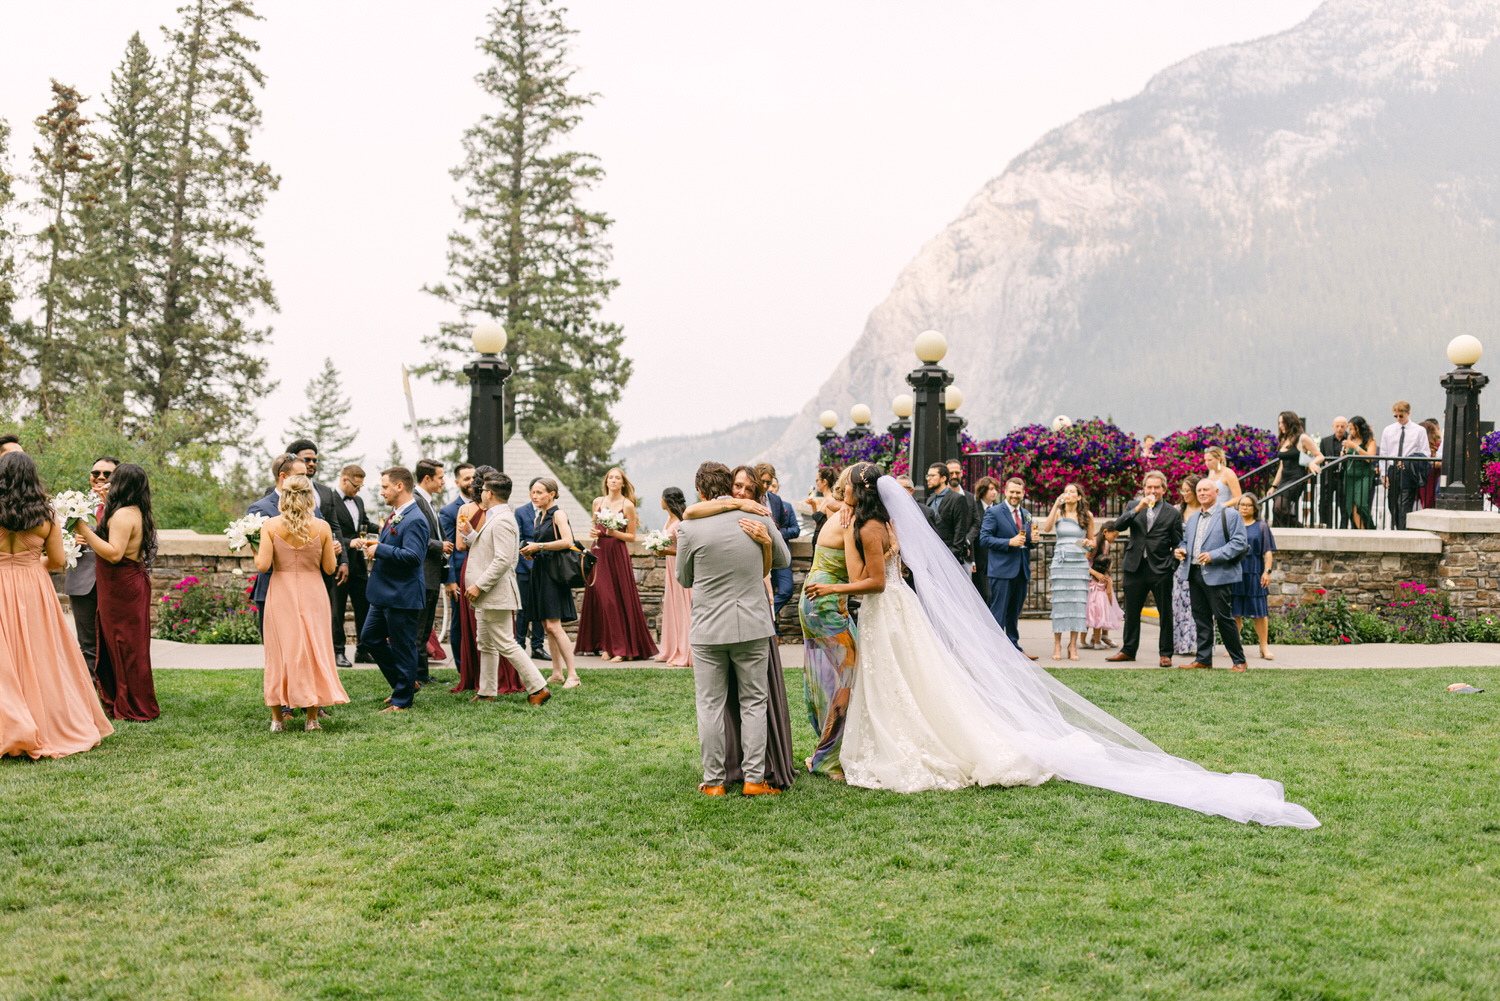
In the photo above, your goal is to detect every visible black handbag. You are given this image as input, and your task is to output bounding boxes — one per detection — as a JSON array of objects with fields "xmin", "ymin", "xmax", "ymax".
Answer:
[{"xmin": 549, "ymin": 545, "xmax": 592, "ymax": 589}]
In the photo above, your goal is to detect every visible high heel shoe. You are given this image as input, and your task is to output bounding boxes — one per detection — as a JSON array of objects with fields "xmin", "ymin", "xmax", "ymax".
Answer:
[
  {"xmin": 305, "ymin": 719, "xmax": 322, "ymax": 731},
  {"xmin": 563, "ymin": 675, "xmax": 582, "ymax": 689},
  {"xmin": 270, "ymin": 719, "xmax": 285, "ymax": 732}
]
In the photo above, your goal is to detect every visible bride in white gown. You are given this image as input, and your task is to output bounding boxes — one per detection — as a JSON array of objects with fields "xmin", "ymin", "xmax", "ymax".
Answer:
[{"xmin": 809, "ymin": 463, "xmax": 1318, "ymax": 828}]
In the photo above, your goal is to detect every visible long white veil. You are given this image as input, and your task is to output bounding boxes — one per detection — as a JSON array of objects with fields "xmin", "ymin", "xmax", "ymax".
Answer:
[{"xmin": 877, "ymin": 476, "xmax": 1319, "ymax": 828}]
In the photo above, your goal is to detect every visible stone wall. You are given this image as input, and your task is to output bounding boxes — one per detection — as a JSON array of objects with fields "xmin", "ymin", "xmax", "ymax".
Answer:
[{"xmin": 1263, "ymin": 530, "xmax": 1443, "ymax": 612}]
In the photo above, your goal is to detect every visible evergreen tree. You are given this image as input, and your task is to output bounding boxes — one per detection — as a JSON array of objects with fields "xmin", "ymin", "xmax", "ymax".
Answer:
[
  {"xmin": 287, "ymin": 357, "xmax": 361, "ymax": 475},
  {"xmin": 365, "ymin": 439, "xmax": 405, "ymax": 518},
  {"xmin": 133, "ymin": 0, "xmax": 279, "ymax": 447},
  {"xmin": 24, "ymin": 81, "xmax": 99, "ymax": 420},
  {"xmin": 418, "ymin": 0, "xmax": 630, "ymax": 496},
  {"xmin": 0, "ymin": 118, "xmax": 21, "ymax": 407}
]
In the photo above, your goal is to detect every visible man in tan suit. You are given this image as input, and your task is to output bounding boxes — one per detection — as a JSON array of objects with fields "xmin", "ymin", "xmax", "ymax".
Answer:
[{"xmin": 463, "ymin": 472, "xmax": 551, "ymax": 705}]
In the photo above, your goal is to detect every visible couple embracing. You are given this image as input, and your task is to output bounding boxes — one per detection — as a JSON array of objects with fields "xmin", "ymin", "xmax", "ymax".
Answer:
[{"xmin": 680, "ymin": 461, "xmax": 1320, "ymax": 829}]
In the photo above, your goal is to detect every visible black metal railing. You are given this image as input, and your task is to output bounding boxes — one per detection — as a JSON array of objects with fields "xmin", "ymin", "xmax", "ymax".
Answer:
[{"xmin": 1255, "ymin": 453, "xmax": 1447, "ymax": 530}]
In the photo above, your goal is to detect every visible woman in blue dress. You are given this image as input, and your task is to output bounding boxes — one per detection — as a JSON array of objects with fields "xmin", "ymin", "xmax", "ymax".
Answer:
[
  {"xmin": 1039, "ymin": 483, "xmax": 1093, "ymax": 661},
  {"xmin": 1231, "ymin": 492, "xmax": 1277, "ymax": 667}
]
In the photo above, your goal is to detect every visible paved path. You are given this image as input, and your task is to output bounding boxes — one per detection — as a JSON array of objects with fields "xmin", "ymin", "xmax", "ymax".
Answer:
[{"xmin": 144, "ymin": 616, "xmax": 1498, "ymax": 671}]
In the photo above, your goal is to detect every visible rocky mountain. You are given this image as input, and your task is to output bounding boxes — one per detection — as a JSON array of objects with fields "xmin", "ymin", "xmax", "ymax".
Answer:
[
  {"xmin": 764, "ymin": 0, "xmax": 1500, "ymax": 489},
  {"xmin": 616, "ymin": 415, "xmax": 792, "ymax": 529}
]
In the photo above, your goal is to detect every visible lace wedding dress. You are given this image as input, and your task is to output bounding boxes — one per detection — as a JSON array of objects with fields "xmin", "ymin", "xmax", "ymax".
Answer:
[{"xmin": 840, "ymin": 478, "xmax": 1320, "ymax": 829}]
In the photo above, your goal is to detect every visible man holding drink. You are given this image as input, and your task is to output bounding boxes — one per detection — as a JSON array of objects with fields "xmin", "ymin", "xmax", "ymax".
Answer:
[{"xmin": 1107, "ymin": 470, "xmax": 1185, "ymax": 666}]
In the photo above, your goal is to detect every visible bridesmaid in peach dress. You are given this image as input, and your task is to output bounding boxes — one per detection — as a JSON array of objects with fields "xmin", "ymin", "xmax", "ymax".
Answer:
[
  {"xmin": 254, "ymin": 475, "xmax": 348, "ymax": 731},
  {"xmin": 653, "ymin": 488, "xmax": 691, "ymax": 667},
  {"xmin": 0, "ymin": 452, "xmax": 114, "ymax": 758}
]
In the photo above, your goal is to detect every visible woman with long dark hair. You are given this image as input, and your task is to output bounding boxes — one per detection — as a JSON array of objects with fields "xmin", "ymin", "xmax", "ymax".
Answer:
[
  {"xmin": 1341, "ymin": 416, "xmax": 1378, "ymax": 529},
  {"xmin": 653, "ymin": 487, "xmax": 692, "ymax": 668},
  {"xmin": 576, "ymin": 467, "xmax": 658, "ymax": 662},
  {"xmin": 1038, "ymin": 483, "xmax": 1094, "ymax": 661},
  {"xmin": 0, "ymin": 452, "xmax": 114, "ymax": 758},
  {"xmin": 76, "ymin": 462, "xmax": 159, "ymax": 721},
  {"xmin": 1270, "ymin": 411, "xmax": 1321, "ymax": 527}
]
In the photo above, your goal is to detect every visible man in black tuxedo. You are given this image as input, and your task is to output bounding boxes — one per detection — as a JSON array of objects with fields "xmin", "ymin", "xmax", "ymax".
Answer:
[
  {"xmin": 923, "ymin": 462, "xmax": 972, "ymax": 563},
  {"xmin": 412, "ymin": 458, "xmax": 452, "ymax": 685},
  {"xmin": 329, "ymin": 464, "xmax": 371, "ymax": 666},
  {"xmin": 287, "ymin": 439, "xmax": 350, "ymax": 651},
  {"xmin": 1106, "ymin": 470, "xmax": 1184, "ymax": 667},
  {"xmin": 1318, "ymin": 416, "xmax": 1348, "ymax": 529},
  {"xmin": 947, "ymin": 459, "xmax": 985, "ymax": 592}
]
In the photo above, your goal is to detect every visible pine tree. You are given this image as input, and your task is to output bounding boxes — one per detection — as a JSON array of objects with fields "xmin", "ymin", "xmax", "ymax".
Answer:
[
  {"xmin": 0, "ymin": 118, "xmax": 21, "ymax": 407},
  {"xmin": 287, "ymin": 357, "xmax": 361, "ymax": 475},
  {"xmin": 133, "ymin": 0, "xmax": 279, "ymax": 447},
  {"xmin": 365, "ymin": 439, "xmax": 405, "ymax": 518},
  {"xmin": 418, "ymin": 0, "xmax": 630, "ymax": 495},
  {"xmin": 24, "ymin": 81, "xmax": 100, "ymax": 420}
]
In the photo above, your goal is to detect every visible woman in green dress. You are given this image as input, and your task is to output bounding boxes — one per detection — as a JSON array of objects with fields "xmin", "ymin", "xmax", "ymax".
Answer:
[
  {"xmin": 799, "ymin": 468, "xmax": 856, "ymax": 779},
  {"xmin": 1341, "ymin": 415, "xmax": 1378, "ymax": 529}
]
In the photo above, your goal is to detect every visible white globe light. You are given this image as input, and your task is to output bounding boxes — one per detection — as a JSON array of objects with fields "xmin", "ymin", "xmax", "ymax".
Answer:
[
  {"xmin": 891, "ymin": 393, "xmax": 914, "ymax": 418},
  {"xmin": 819, "ymin": 409, "xmax": 839, "ymax": 429},
  {"xmin": 1448, "ymin": 334, "xmax": 1483, "ymax": 367},
  {"xmin": 944, "ymin": 387, "xmax": 963, "ymax": 412},
  {"xmin": 914, "ymin": 330, "xmax": 948, "ymax": 364},
  {"xmin": 472, "ymin": 320, "xmax": 507, "ymax": 355},
  {"xmin": 850, "ymin": 403, "xmax": 872, "ymax": 426},
  {"xmin": 1052, "ymin": 414, "xmax": 1073, "ymax": 431}
]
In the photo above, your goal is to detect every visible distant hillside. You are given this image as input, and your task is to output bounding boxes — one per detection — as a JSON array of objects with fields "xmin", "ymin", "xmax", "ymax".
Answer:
[
  {"xmin": 615, "ymin": 416, "xmax": 792, "ymax": 529},
  {"xmin": 766, "ymin": 0, "xmax": 1500, "ymax": 491}
]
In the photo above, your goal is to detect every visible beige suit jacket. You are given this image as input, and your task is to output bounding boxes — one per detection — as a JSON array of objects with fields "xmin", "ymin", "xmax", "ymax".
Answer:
[{"xmin": 467, "ymin": 504, "xmax": 523, "ymax": 611}]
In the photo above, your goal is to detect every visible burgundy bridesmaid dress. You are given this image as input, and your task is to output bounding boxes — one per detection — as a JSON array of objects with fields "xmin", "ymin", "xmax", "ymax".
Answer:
[
  {"xmin": 576, "ymin": 527, "xmax": 658, "ymax": 660},
  {"xmin": 95, "ymin": 556, "xmax": 158, "ymax": 721}
]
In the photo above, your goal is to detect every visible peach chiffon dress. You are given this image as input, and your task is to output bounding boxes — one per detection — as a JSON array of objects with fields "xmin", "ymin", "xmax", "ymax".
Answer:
[
  {"xmin": 654, "ymin": 520, "xmax": 692, "ymax": 667},
  {"xmin": 263, "ymin": 533, "xmax": 349, "ymax": 709},
  {"xmin": 0, "ymin": 527, "xmax": 114, "ymax": 758}
]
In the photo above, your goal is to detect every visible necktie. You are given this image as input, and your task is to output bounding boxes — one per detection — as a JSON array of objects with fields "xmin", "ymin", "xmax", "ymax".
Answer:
[
  {"xmin": 1398, "ymin": 425, "xmax": 1406, "ymax": 455},
  {"xmin": 1146, "ymin": 503, "xmax": 1156, "ymax": 531}
]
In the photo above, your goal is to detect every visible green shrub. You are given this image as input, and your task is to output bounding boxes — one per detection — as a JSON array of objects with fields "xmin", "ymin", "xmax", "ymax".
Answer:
[
  {"xmin": 155, "ymin": 575, "xmax": 260, "ymax": 644},
  {"xmin": 203, "ymin": 608, "xmax": 262, "ymax": 644},
  {"xmin": 1377, "ymin": 582, "xmax": 1459, "ymax": 643}
]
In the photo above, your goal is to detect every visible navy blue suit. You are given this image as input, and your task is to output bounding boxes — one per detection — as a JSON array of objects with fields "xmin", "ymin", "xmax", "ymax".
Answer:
[
  {"xmin": 765, "ymin": 491, "xmax": 800, "ymax": 619},
  {"xmin": 439, "ymin": 495, "xmax": 466, "ymax": 652},
  {"xmin": 512, "ymin": 502, "xmax": 546, "ymax": 651},
  {"xmin": 247, "ymin": 490, "xmax": 324, "ymax": 633},
  {"xmin": 360, "ymin": 503, "xmax": 430, "ymax": 707},
  {"xmin": 977, "ymin": 502, "xmax": 1032, "ymax": 651}
]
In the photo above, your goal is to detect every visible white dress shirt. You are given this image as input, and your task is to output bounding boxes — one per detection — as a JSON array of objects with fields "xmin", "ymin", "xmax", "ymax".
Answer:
[{"xmin": 1378, "ymin": 419, "xmax": 1430, "ymax": 476}]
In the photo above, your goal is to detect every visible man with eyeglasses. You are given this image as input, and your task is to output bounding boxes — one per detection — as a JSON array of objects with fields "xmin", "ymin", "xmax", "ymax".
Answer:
[
  {"xmin": 1379, "ymin": 401, "xmax": 1428, "ymax": 530},
  {"xmin": 62, "ymin": 456, "xmax": 119, "ymax": 675},
  {"xmin": 285, "ymin": 439, "xmax": 350, "ymax": 654}
]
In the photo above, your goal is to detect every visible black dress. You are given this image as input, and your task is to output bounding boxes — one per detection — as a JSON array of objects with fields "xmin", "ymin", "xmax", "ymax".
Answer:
[
  {"xmin": 528, "ymin": 505, "xmax": 578, "ymax": 623},
  {"xmin": 1273, "ymin": 445, "xmax": 1305, "ymax": 527}
]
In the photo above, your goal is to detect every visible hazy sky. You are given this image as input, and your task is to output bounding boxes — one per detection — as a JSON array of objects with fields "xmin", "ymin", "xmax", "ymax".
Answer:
[{"xmin": 1, "ymin": 0, "xmax": 1321, "ymax": 465}]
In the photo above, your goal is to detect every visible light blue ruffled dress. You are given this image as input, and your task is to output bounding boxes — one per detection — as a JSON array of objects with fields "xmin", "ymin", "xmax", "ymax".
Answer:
[{"xmin": 1049, "ymin": 517, "xmax": 1090, "ymax": 633}]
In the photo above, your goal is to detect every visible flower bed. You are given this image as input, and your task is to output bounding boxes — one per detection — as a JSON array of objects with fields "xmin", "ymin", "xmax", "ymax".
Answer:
[
  {"xmin": 1244, "ymin": 582, "xmax": 1500, "ymax": 644},
  {"xmin": 1482, "ymin": 429, "xmax": 1500, "ymax": 508},
  {"xmin": 155, "ymin": 574, "xmax": 262, "ymax": 645},
  {"xmin": 969, "ymin": 419, "xmax": 1141, "ymax": 508}
]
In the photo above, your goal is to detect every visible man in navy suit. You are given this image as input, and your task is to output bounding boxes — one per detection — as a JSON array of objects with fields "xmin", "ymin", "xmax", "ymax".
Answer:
[
  {"xmin": 512, "ymin": 478, "xmax": 549, "ymax": 659},
  {"xmin": 353, "ymin": 466, "xmax": 430, "ymax": 712},
  {"xmin": 439, "ymin": 463, "xmax": 475, "ymax": 653},
  {"xmin": 755, "ymin": 462, "xmax": 801, "ymax": 620},
  {"xmin": 976, "ymin": 477, "xmax": 1040, "ymax": 660},
  {"xmin": 247, "ymin": 453, "xmax": 324, "ymax": 633}
]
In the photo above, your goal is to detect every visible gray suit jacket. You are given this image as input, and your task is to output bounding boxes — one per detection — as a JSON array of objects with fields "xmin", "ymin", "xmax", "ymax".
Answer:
[
  {"xmin": 64, "ymin": 549, "xmax": 97, "ymax": 596},
  {"xmin": 467, "ymin": 504, "xmax": 523, "ymax": 611},
  {"xmin": 675, "ymin": 508, "xmax": 790, "ymax": 646}
]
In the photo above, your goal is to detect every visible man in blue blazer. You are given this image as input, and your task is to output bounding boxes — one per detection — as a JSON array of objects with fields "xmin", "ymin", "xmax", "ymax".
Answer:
[
  {"xmin": 756, "ymin": 462, "xmax": 801, "ymax": 621},
  {"xmin": 1174, "ymin": 478, "xmax": 1250, "ymax": 670},
  {"xmin": 512, "ymin": 481, "xmax": 549, "ymax": 659},
  {"xmin": 352, "ymin": 466, "xmax": 431, "ymax": 711},
  {"xmin": 439, "ymin": 463, "xmax": 475, "ymax": 653},
  {"xmin": 976, "ymin": 477, "xmax": 1040, "ymax": 659},
  {"xmin": 248, "ymin": 453, "xmax": 324, "ymax": 633}
]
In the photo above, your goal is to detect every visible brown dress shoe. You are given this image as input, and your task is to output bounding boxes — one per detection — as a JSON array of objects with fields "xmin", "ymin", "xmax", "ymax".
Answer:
[
  {"xmin": 1180, "ymin": 662, "xmax": 1213, "ymax": 670},
  {"xmin": 528, "ymin": 688, "xmax": 552, "ymax": 706},
  {"xmin": 379, "ymin": 704, "xmax": 409, "ymax": 713},
  {"xmin": 698, "ymin": 783, "xmax": 727, "ymax": 797},
  {"xmin": 1025, "ymin": 653, "xmax": 1039, "ymax": 661},
  {"xmin": 742, "ymin": 782, "xmax": 781, "ymax": 796},
  {"xmin": 1159, "ymin": 657, "xmax": 1173, "ymax": 667},
  {"xmin": 1105, "ymin": 653, "xmax": 1135, "ymax": 663}
]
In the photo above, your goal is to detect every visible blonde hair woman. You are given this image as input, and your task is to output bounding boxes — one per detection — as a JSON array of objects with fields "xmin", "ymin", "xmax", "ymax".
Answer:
[
  {"xmin": 1203, "ymin": 447, "xmax": 1242, "ymax": 507},
  {"xmin": 576, "ymin": 466, "xmax": 658, "ymax": 662},
  {"xmin": 255, "ymin": 475, "xmax": 347, "ymax": 731}
]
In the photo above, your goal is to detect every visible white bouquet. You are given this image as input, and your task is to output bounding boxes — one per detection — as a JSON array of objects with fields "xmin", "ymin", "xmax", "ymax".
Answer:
[
  {"xmin": 640, "ymin": 529, "xmax": 672, "ymax": 555},
  {"xmin": 60, "ymin": 532, "xmax": 83, "ymax": 570},
  {"xmin": 53, "ymin": 490, "xmax": 95, "ymax": 531},
  {"xmin": 225, "ymin": 512, "xmax": 270, "ymax": 553},
  {"xmin": 595, "ymin": 508, "xmax": 627, "ymax": 532}
]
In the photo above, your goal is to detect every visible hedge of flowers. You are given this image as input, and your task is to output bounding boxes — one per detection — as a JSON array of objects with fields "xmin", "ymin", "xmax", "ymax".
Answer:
[
  {"xmin": 1245, "ymin": 582, "xmax": 1500, "ymax": 644},
  {"xmin": 817, "ymin": 419, "xmax": 1278, "ymax": 510},
  {"xmin": 1482, "ymin": 430, "xmax": 1500, "ymax": 509},
  {"xmin": 155, "ymin": 574, "xmax": 262, "ymax": 645}
]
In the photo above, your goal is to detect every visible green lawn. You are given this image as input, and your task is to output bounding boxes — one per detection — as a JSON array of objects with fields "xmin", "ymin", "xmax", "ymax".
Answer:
[{"xmin": 2, "ymin": 667, "xmax": 1497, "ymax": 1000}]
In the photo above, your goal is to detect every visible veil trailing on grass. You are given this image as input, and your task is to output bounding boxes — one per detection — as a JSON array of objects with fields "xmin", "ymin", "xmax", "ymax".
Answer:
[{"xmin": 876, "ymin": 476, "xmax": 1319, "ymax": 829}]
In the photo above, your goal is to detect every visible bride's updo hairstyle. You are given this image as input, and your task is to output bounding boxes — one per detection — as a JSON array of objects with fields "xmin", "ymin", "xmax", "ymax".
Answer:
[{"xmin": 847, "ymin": 462, "xmax": 890, "ymax": 560}]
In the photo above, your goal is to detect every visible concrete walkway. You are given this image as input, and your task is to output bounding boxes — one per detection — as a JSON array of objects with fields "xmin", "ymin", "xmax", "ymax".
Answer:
[{"xmin": 145, "ymin": 616, "xmax": 1499, "ymax": 671}]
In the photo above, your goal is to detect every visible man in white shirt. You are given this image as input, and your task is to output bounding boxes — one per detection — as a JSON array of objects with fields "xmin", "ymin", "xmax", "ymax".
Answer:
[{"xmin": 1379, "ymin": 400, "xmax": 1429, "ymax": 530}]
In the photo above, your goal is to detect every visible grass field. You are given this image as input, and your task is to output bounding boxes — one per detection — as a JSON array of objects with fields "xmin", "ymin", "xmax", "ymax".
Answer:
[{"xmin": 2, "ymin": 666, "xmax": 1497, "ymax": 1000}]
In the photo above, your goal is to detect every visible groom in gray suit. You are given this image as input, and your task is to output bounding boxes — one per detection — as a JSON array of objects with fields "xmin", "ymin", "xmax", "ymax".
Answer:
[{"xmin": 675, "ymin": 461, "xmax": 791, "ymax": 797}]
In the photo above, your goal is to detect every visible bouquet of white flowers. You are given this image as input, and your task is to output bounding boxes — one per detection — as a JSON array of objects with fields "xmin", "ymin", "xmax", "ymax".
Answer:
[
  {"xmin": 640, "ymin": 529, "xmax": 672, "ymax": 555},
  {"xmin": 225, "ymin": 512, "xmax": 270, "ymax": 553},
  {"xmin": 595, "ymin": 508, "xmax": 628, "ymax": 532},
  {"xmin": 60, "ymin": 532, "xmax": 84, "ymax": 569},
  {"xmin": 52, "ymin": 490, "xmax": 95, "ymax": 531}
]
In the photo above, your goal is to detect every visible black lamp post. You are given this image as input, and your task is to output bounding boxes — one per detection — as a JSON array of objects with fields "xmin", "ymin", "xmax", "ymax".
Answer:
[
  {"xmin": 845, "ymin": 403, "xmax": 874, "ymax": 443},
  {"xmin": 888, "ymin": 394, "xmax": 913, "ymax": 471},
  {"xmin": 815, "ymin": 409, "xmax": 841, "ymax": 463},
  {"xmin": 906, "ymin": 330, "xmax": 953, "ymax": 499},
  {"xmin": 464, "ymin": 320, "xmax": 511, "ymax": 471},
  {"xmin": 1438, "ymin": 335, "xmax": 1488, "ymax": 511},
  {"xmin": 943, "ymin": 386, "xmax": 966, "ymax": 463}
]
